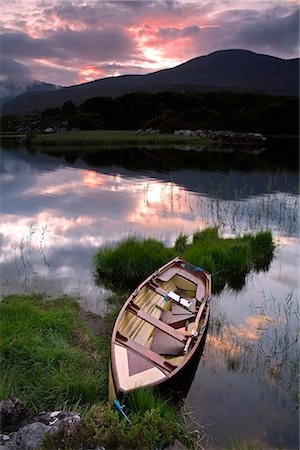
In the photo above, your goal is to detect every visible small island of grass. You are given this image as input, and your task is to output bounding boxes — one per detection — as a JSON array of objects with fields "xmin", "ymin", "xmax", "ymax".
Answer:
[{"xmin": 93, "ymin": 227, "xmax": 275, "ymax": 293}]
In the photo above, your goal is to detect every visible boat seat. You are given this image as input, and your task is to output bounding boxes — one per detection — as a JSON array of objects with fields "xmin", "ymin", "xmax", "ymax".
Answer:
[
  {"xmin": 150, "ymin": 329, "xmax": 185, "ymax": 356},
  {"xmin": 126, "ymin": 301, "xmax": 186, "ymax": 343},
  {"xmin": 171, "ymin": 297, "xmax": 196, "ymax": 315},
  {"xmin": 115, "ymin": 331, "xmax": 177, "ymax": 372},
  {"xmin": 147, "ymin": 282, "xmax": 195, "ymax": 314},
  {"xmin": 158, "ymin": 266, "xmax": 200, "ymax": 285},
  {"xmin": 160, "ymin": 310, "xmax": 195, "ymax": 328}
]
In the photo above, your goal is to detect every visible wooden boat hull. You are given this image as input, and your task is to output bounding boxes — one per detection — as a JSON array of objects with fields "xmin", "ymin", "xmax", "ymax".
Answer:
[{"xmin": 109, "ymin": 257, "xmax": 211, "ymax": 401}]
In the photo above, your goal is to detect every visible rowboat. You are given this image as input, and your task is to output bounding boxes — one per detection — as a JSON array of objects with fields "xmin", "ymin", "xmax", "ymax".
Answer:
[{"xmin": 109, "ymin": 256, "xmax": 211, "ymax": 401}]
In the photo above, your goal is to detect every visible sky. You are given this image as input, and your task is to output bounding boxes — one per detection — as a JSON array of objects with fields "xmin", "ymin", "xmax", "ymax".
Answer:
[{"xmin": 0, "ymin": 0, "xmax": 299, "ymax": 89}]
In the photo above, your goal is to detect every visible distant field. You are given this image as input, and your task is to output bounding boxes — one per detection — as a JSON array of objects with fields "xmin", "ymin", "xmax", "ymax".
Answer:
[{"xmin": 30, "ymin": 130, "xmax": 206, "ymax": 148}]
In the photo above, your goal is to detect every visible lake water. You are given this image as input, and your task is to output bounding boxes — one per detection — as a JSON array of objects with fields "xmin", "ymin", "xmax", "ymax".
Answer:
[{"xmin": 0, "ymin": 141, "xmax": 299, "ymax": 449}]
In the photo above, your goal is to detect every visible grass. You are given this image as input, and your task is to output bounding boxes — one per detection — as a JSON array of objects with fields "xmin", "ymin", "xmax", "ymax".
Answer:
[
  {"xmin": 29, "ymin": 129, "xmax": 208, "ymax": 149},
  {"xmin": 93, "ymin": 228, "xmax": 275, "ymax": 293},
  {"xmin": 0, "ymin": 294, "xmax": 107, "ymax": 412},
  {"xmin": 93, "ymin": 236, "xmax": 174, "ymax": 291}
]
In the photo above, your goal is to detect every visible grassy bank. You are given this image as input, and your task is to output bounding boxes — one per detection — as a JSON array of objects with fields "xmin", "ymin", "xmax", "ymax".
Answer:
[
  {"xmin": 29, "ymin": 130, "xmax": 207, "ymax": 149},
  {"xmin": 0, "ymin": 294, "xmax": 197, "ymax": 448},
  {"xmin": 93, "ymin": 227, "xmax": 275, "ymax": 293},
  {"xmin": 0, "ymin": 294, "xmax": 108, "ymax": 412}
]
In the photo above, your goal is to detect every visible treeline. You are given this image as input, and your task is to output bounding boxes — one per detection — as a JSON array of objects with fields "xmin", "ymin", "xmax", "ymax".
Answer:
[{"xmin": 2, "ymin": 91, "xmax": 299, "ymax": 135}]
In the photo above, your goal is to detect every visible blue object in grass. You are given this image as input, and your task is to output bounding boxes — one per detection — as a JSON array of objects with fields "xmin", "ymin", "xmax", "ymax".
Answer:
[{"xmin": 114, "ymin": 399, "xmax": 132, "ymax": 425}]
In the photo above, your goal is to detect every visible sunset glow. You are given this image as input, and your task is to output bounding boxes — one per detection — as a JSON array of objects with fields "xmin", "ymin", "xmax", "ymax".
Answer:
[{"xmin": 0, "ymin": 0, "xmax": 298, "ymax": 88}]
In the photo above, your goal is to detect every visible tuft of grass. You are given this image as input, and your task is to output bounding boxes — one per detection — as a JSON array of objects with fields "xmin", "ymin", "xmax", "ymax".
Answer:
[
  {"xmin": 192, "ymin": 226, "xmax": 220, "ymax": 243},
  {"xmin": 0, "ymin": 294, "xmax": 107, "ymax": 413},
  {"xmin": 174, "ymin": 232, "xmax": 189, "ymax": 253},
  {"xmin": 93, "ymin": 236, "xmax": 174, "ymax": 290},
  {"xmin": 242, "ymin": 230, "xmax": 275, "ymax": 272}
]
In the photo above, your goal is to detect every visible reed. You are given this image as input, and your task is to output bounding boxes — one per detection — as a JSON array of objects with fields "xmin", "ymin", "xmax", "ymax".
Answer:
[{"xmin": 224, "ymin": 441, "xmax": 264, "ymax": 450}]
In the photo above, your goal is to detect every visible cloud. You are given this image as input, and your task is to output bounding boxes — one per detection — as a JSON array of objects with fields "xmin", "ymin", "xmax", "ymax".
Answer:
[
  {"xmin": 0, "ymin": 57, "xmax": 33, "ymax": 83},
  {"xmin": 184, "ymin": 4, "xmax": 300, "ymax": 59},
  {"xmin": 0, "ymin": 58, "xmax": 34, "ymax": 99},
  {"xmin": 1, "ymin": 32, "xmax": 66, "ymax": 59},
  {"xmin": 235, "ymin": 9, "xmax": 300, "ymax": 56},
  {"xmin": 50, "ymin": 27, "xmax": 138, "ymax": 61},
  {"xmin": 157, "ymin": 25, "xmax": 201, "ymax": 38},
  {"xmin": 1, "ymin": 27, "xmax": 138, "ymax": 62}
]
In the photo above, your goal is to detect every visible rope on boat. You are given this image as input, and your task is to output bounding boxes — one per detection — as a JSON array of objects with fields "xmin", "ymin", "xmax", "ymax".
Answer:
[
  {"xmin": 180, "ymin": 262, "xmax": 203, "ymax": 272},
  {"xmin": 114, "ymin": 400, "xmax": 132, "ymax": 425}
]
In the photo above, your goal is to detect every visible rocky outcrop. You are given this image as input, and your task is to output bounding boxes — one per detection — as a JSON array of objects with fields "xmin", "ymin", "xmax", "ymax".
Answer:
[
  {"xmin": 174, "ymin": 129, "xmax": 266, "ymax": 146},
  {"xmin": 135, "ymin": 128, "xmax": 160, "ymax": 135},
  {"xmin": 0, "ymin": 399, "xmax": 81, "ymax": 450}
]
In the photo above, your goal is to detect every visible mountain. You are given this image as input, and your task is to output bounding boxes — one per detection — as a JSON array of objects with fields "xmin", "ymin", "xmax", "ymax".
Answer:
[
  {"xmin": 2, "ymin": 50, "xmax": 299, "ymax": 116},
  {"xmin": 0, "ymin": 80, "xmax": 59, "ymax": 105}
]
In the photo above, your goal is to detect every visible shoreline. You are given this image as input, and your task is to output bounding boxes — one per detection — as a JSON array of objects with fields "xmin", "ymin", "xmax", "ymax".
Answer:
[{"xmin": 0, "ymin": 129, "xmax": 273, "ymax": 153}]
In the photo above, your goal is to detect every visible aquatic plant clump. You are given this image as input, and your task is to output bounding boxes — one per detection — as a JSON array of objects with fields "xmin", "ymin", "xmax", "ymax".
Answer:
[
  {"xmin": 93, "ymin": 228, "xmax": 275, "ymax": 293},
  {"xmin": 93, "ymin": 236, "xmax": 174, "ymax": 290}
]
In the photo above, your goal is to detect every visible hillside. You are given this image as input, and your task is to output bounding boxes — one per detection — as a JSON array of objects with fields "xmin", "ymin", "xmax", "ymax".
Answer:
[
  {"xmin": 0, "ymin": 81, "xmax": 59, "ymax": 105},
  {"xmin": 2, "ymin": 49, "xmax": 299, "ymax": 116}
]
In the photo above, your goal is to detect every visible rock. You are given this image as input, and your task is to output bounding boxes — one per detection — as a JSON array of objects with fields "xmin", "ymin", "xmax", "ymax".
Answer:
[
  {"xmin": 38, "ymin": 411, "xmax": 81, "ymax": 434},
  {"xmin": 15, "ymin": 422, "xmax": 49, "ymax": 449},
  {"xmin": 0, "ymin": 398, "xmax": 28, "ymax": 432},
  {"xmin": 0, "ymin": 399, "xmax": 83, "ymax": 449},
  {"xmin": 136, "ymin": 128, "xmax": 160, "ymax": 135}
]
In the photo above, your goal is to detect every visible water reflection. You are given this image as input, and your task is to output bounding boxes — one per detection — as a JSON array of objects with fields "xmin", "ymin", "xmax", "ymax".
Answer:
[{"xmin": 0, "ymin": 145, "xmax": 299, "ymax": 448}]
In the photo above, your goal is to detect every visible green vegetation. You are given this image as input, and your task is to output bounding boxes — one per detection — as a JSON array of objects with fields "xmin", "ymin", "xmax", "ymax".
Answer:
[
  {"xmin": 2, "ymin": 91, "xmax": 298, "ymax": 136},
  {"xmin": 0, "ymin": 294, "xmax": 107, "ymax": 412},
  {"xmin": 29, "ymin": 129, "xmax": 206, "ymax": 149},
  {"xmin": 0, "ymin": 294, "xmax": 197, "ymax": 449},
  {"xmin": 93, "ymin": 228, "xmax": 275, "ymax": 293},
  {"xmin": 42, "ymin": 396, "xmax": 193, "ymax": 449}
]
